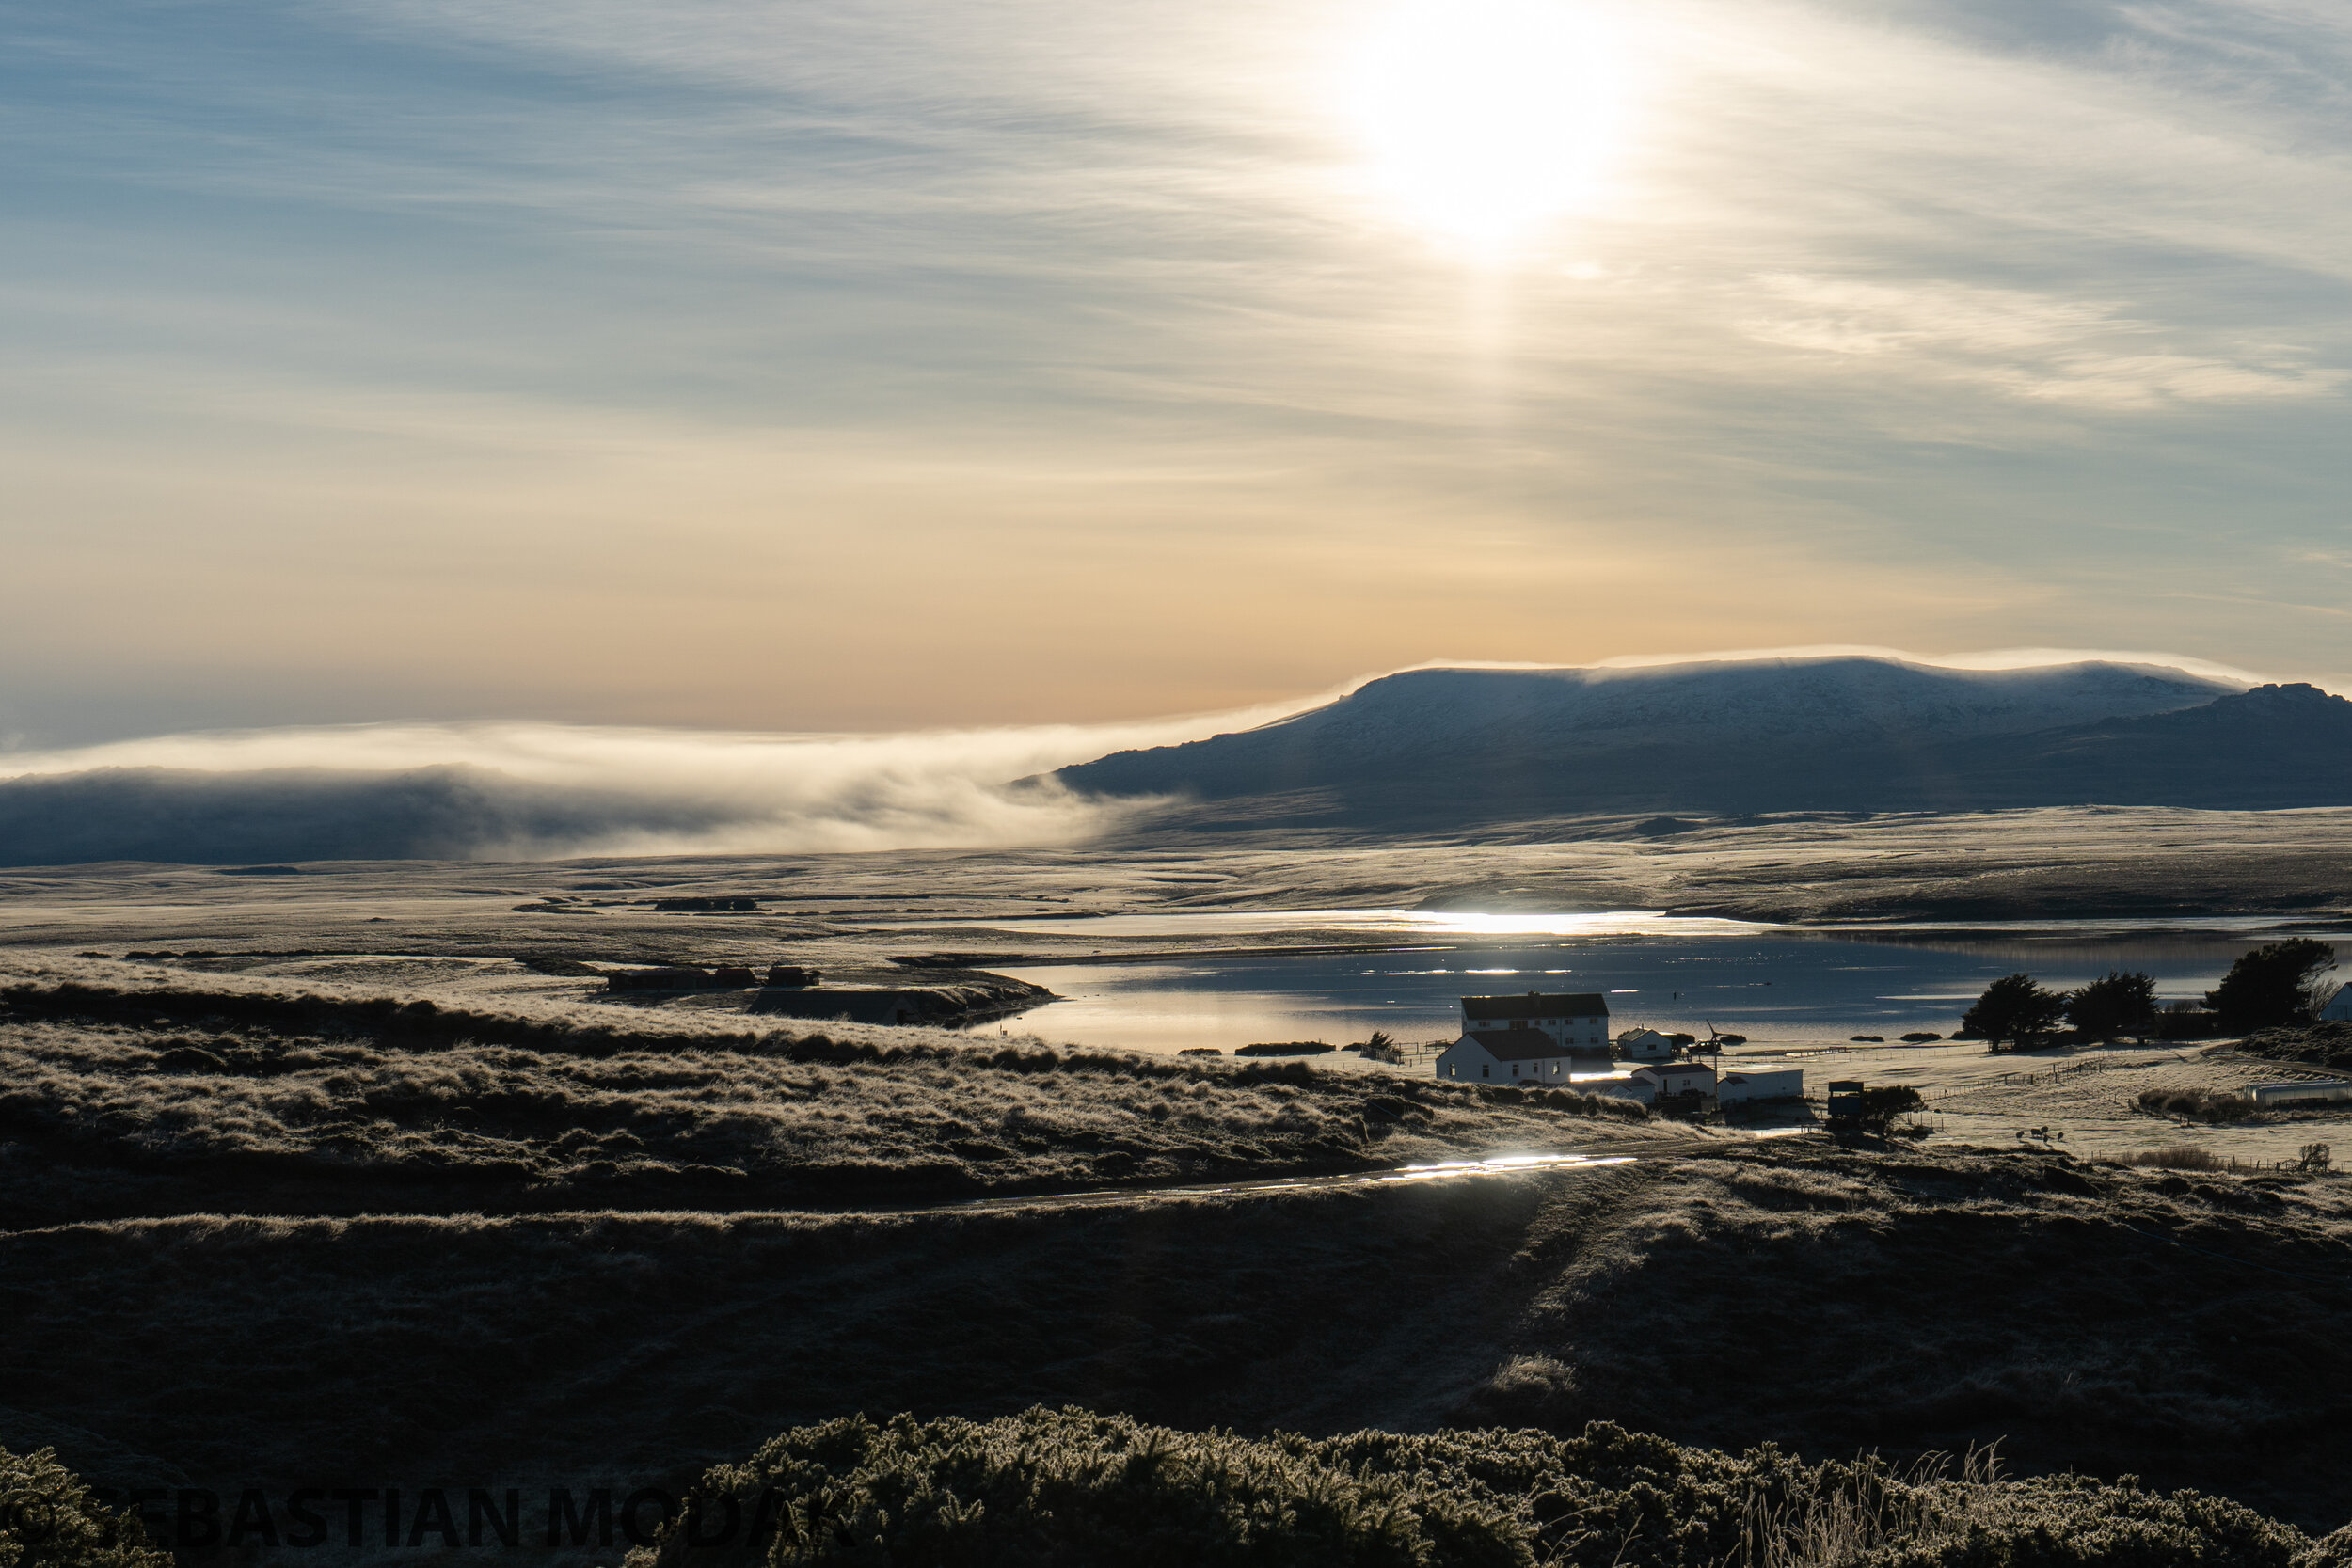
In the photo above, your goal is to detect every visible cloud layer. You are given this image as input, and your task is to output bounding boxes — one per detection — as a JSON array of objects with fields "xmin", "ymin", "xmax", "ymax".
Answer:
[
  {"xmin": 0, "ymin": 649, "xmax": 2269, "ymax": 862},
  {"xmin": 0, "ymin": 693, "xmax": 1336, "ymax": 862}
]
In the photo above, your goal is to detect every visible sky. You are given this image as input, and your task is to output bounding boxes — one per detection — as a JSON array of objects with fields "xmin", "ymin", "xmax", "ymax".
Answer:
[{"xmin": 7, "ymin": 0, "xmax": 2352, "ymax": 751}]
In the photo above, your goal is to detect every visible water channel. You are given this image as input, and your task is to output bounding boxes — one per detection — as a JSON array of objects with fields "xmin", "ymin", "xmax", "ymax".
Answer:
[{"xmin": 948, "ymin": 911, "xmax": 2348, "ymax": 1057}]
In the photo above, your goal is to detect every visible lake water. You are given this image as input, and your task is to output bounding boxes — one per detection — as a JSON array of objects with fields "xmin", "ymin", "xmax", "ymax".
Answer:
[{"xmin": 964, "ymin": 914, "xmax": 2350, "ymax": 1057}]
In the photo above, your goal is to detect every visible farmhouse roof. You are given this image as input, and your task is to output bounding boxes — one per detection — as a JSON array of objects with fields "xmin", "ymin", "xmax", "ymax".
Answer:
[
  {"xmin": 1461, "ymin": 992, "xmax": 1611, "ymax": 1020},
  {"xmin": 1635, "ymin": 1062, "xmax": 1716, "ymax": 1081},
  {"xmin": 1461, "ymin": 1028, "xmax": 1606, "ymax": 1062}
]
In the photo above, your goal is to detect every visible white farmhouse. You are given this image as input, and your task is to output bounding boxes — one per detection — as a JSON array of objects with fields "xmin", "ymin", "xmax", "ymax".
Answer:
[
  {"xmin": 2320, "ymin": 983, "xmax": 2352, "ymax": 1022},
  {"xmin": 1459, "ymin": 991, "xmax": 1611, "ymax": 1051},
  {"xmin": 1632, "ymin": 1061, "xmax": 1717, "ymax": 1101},
  {"xmin": 1436, "ymin": 1028, "xmax": 1593, "ymax": 1085}
]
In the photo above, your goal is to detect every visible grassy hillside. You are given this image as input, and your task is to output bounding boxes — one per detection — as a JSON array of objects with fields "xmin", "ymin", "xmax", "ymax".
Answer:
[
  {"xmin": 8, "ymin": 1146, "xmax": 2350, "ymax": 1547},
  {"xmin": 2240, "ymin": 1022, "xmax": 2352, "ymax": 1073},
  {"xmin": 8, "ymin": 955, "xmax": 2351, "ymax": 1562},
  {"xmin": 0, "ymin": 968, "xmax": 1654, "ymax": 1226}
]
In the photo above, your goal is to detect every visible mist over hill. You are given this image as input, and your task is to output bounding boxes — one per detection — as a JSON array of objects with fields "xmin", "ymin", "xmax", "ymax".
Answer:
[
  {"xmin": 0, "ymin": 765, "xmax": 742, "ymax": 866},
  {"xmin": 6, "ymin": 656, "xmax": 2344, "ymax": 863},
  {"xmin": 1054, "ymin": 657, "xmax": 2352, "ymax": 826},
  {"xmin": 0, "ymin": 713, "xmax": 1185, "ymax": 866}
]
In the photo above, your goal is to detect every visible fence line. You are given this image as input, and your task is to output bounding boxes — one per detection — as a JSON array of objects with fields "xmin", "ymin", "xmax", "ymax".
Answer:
[{"xmin": 1994, "ymin": 1053, "xmax": 2184, "ymax": 1086}]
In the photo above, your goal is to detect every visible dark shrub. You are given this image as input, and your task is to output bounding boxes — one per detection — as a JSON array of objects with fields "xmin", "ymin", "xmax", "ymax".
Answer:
[
  {"xmin": 2299, "ymin": 1524, "xmax": 2352, "ymax": 1567},
  {"xmin": 644, "ymin": 1408, "xmax": 1530, "ymax": 1568},
  {"xmin": 637, "ymin": 1412, "xmax": 2309, "ymax": 1568},
  {"xmin": 2115, "ymin": 1147, "xmax": 2226, "ymax": 1171},
  {"xmin": 1871, "ymin": 1471, "xmax": 2302, "ymax": 1567},
  {"xmin": 2157, "ymin": 1006, "xmax": 2225, "ymax": 1041},
  {"xmin": 2137, "ymin": 1088, "xmax": 2258, "ymax": 1123},
  {"xmin": 0, "ymin": 1446, "xmax": 170, "ymax": 1568}
]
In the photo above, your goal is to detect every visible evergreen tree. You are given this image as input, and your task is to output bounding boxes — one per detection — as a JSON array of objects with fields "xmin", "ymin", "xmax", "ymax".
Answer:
[
  {"xmin": 2065, "ymin": 971, "xmax": 2159, "ymax": 1042},
  {"xmin": 2206, "ymin": 939, "xmax": 2336, "ymax": 1031},
  {"xmin": 1960, "ymin": 974, "xmax": 2067, "ymax": 1049}
]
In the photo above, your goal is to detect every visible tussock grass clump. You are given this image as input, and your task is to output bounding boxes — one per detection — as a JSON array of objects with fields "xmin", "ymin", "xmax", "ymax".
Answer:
[
  {"xmin": 0, "ymin": 1445, "xmax": 169, "ymax": 1568},
  {"xmin": 639, "ymin": 1409, "xmax": 2310, "ymax": 1568},
  {"xmin": 2137, "ymin": 1087, "xmax": 2259, "ymax": 1123}
]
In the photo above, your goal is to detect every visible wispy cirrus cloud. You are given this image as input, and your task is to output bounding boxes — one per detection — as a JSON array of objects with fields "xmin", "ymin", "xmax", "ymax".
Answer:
[{"xmin": 1737, "ymin": 276, "xmax": 2345, "ymax": 408}]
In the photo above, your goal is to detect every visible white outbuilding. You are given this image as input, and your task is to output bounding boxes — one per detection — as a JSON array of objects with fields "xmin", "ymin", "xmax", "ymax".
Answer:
[
  {"xmin": 1717, "ymin": 1067, "xmax": 1804, "ymax": 1104},
  {"xmin": 1615, "ymin": 1028, "xmax": 1682, "ymax": 1062},
  {"xmin": 1581, "ymin": 1073, "xmax": 1652, "ymax": 1104},
  {"xmin": 1632, "ymin": 1061, "xmax": 1718, "ymax": 1101},
  {"xmin": 2247, "ymin": 1080, "xmax": 2352, "ymax": 1107},
  {"xmin": 2319, "ymin": 983, "xmax": 2352, "ymax": 1022},
  {"xmin": 1436, "ymin": 1028, "xmax": 1596, "ymax": 1085}
]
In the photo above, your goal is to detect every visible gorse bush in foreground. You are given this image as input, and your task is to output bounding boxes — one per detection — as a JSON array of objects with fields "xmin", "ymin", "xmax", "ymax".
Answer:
[
  {"xmin": 637, "ymin": 1408, "xmax": 2313, "ymax": 1568},
  {"xmin": 0, "ymin": 1446, "xmax": 167, "ymax": 1568}
]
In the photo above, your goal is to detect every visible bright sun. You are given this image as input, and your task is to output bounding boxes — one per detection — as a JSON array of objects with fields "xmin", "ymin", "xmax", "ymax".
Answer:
[{"xmin": 1350, "ymin": 0, "xmax": 1632, "ymax": 251}]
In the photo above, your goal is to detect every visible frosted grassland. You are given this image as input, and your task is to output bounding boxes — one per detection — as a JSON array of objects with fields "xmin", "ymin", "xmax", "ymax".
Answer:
[{"xmin": 0, "ymin": 956, "xmax": 1661, "ymax": 1226}]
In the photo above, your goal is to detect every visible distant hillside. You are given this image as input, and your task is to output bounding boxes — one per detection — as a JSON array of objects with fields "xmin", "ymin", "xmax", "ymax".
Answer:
[
  {"xmin": 0, "ymin": 764, "xmax": 733, "ymax": 865},
  {"xmin": 1963, "ymin": 679, "xmax": 2352, "ymax": 805},
  {"xmin": 1049, "ymin": 657, "xmax": 2351, "ymax": 826}
]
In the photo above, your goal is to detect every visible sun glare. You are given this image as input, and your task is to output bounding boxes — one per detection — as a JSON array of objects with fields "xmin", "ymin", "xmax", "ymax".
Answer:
[{"xmin": 1350, "ymin": 0, "xmax": 1633, "ymax": 251}]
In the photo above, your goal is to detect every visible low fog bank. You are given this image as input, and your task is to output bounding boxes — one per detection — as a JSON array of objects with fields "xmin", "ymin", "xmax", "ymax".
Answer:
[
  {"xmin": 0, "ymin": 696, "xmax": 1365, "ymax": 864},
  {"xmin": 0, "ymin": 721, "xmax": 1228, "ymax": 865},
  {"xmin": 0, "ymin": 648, "xmax": 2278, "ymax": 865},
  {"xmin": 0, "ymin": 761, "xmax": 1157, "ymax": 866},
  {"xmin": 0, "ymin": 765, "xmax": 714, "ymax": 865}
]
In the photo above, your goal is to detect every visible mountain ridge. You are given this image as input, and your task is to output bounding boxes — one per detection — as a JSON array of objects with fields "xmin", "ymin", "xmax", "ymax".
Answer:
[{"xmin": 1052, "ymin": 656, "xmax": 2349, "ymax": 826}]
